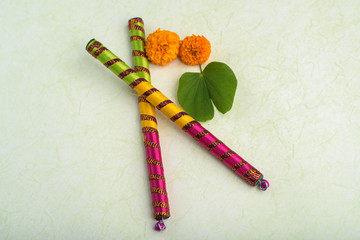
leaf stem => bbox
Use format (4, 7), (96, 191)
(199, 64), (203, 74)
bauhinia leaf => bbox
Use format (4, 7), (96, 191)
(203, 62), (237, 114)
(177, 72), (214, 121)
(177, 62), (238, 122)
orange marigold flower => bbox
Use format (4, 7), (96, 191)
(145, 29), (180, 66)
(179, 35), (211, 65)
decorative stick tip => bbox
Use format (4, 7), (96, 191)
(128, 17), (144, 25)
(259, 178), (269, 191)
(85, 38), (96, 50)
(154, 219), (166, 231)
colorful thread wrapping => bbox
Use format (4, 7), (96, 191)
(128, 17), (170, 221)
(86, 39), (268, 188)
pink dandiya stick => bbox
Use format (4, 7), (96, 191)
(128, 17), (169, 231)
(86, 39), (269, 191)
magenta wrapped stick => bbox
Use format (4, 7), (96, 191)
(128, 17), (169, 231)
(86, 39), (269, 191)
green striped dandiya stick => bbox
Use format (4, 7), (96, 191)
(129, 18), (151, 81)
(128, 17), (169, 231)
(86, 38), (269, 186)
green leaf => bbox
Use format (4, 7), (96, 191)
(203, 62), (237, 114)
(177, 72), (214, 121)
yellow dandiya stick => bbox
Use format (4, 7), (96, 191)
(128, 17), (169, 231)
(86, 39), (269, 190)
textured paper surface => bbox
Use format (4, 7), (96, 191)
(1, 0), (360, 239)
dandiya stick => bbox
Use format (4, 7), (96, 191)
(86, 39), (269, 190)
(128, 17), (169, 231)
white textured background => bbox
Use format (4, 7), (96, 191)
(1, 0), (360, 239)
